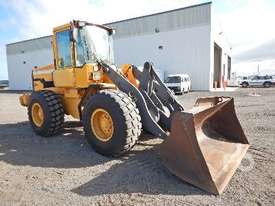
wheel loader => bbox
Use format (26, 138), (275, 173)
(19, 20), (249, 194)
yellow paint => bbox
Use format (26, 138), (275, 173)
(91, 108), (114, 142)
(33, 64), (54, 71)
(61, 88), (82, 119)
(52, 23), (72, 71)
(32, 64), (55, 91)
(62, 97), (81, 119)
(33, 73), (53, 82)
(53, 23), (71, 33)
(75, 64), (93, 88)
(102, 73), (113, 84)
(19, 93), (30, 106)
(53, 68), (75, 87)
(33, 81), (44, 91)
(31, 103), (44, 127)
(120, 64), (140, 88)
(64, 88), (80, 98)
(46, 87), (66, 94)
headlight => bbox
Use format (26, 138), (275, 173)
(93, 71), (102, 81)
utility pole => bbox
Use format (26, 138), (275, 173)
(257, 64), (260, 75)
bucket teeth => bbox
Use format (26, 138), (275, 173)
(159, 97), (249, 194)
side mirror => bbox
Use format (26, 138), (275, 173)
(109, 29), (116, 35)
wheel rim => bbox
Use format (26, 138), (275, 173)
(91, 108), (114, 142)
(31, 103), (44, 127)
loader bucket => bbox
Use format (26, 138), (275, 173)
(159, 97), (249, 194)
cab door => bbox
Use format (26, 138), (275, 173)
(53, 26), (75, 87)
(250, 76), (260, 86)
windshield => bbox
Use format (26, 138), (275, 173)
(166, 76), (181, 83)
(76, 25), (114, 65)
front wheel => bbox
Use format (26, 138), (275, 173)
(242, 82), (249, 88)
(83, 89), (142, 157)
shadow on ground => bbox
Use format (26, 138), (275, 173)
(71, 147), (207, 196)
(0, 120), (207, 196)
(0, 121), (109, 168)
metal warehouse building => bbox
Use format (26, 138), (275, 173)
(6, 2), (231, 90)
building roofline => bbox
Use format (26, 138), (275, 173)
(6, 1), (212, 46)
(105, 1), (212, 25)
(6, 35), (52, 46)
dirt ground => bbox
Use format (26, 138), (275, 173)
(0, 88), (274, 206)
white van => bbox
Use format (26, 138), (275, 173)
(165, 74), (191, 94)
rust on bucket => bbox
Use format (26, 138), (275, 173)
(159, 97), (249, 194)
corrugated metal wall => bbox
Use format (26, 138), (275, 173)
(7, 36), (52, 56)
(106, 2), (211, 39)
(112, 25), (211, 90)
(6, 36), (53, 90)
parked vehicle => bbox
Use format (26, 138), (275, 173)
(240, 75), (273, 88)
(0, 80), (8, 89)
(272, 75), (275, 85)
(165, 74), (191, 94)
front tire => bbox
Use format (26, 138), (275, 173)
(242, 82), (249, 88)
(28, 91), (64, 137)
(83, 89), (142, 157)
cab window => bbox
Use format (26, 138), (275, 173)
(75, 34), (85, 67)
(252, 76), (259, 80)
(166, 76), (181, 83)
(56, 30), (72, 68)
(264, 75), (272, 80)
(75, 28), (88, 67)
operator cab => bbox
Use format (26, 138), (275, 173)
(53, 20), (115, 70)
(51, 20), (116, 88)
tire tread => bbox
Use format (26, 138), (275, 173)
(28, 90), (64, 137)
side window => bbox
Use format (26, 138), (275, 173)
(75, 29), (86, 67)
(56, 30), (72, 68)
(252, 76), (258, 80)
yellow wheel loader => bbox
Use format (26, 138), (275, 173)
(19, 20), (249, 194)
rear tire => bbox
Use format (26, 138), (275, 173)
(83, 89), (142, 157)
(28, 91), (64, 137)
(263, 82), (271, 88)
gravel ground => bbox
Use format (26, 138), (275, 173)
(0, 88), (274, 206)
